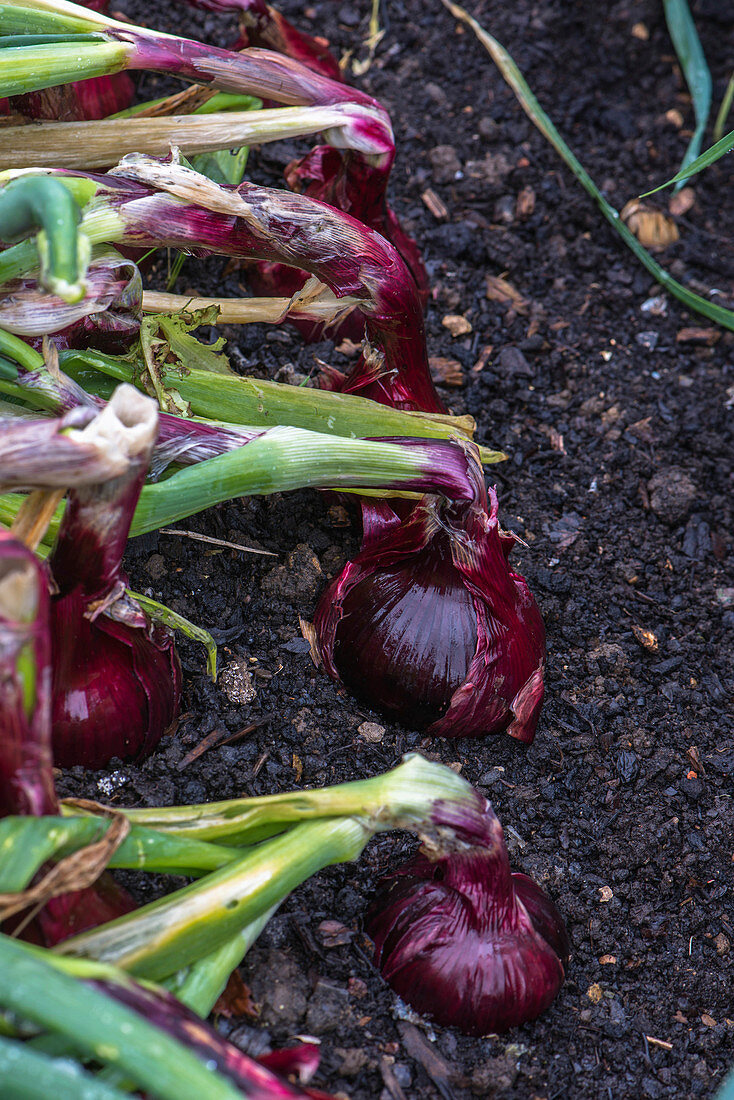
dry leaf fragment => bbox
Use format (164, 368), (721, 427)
(599, 954), (617, 965)
(627, 417), (656, 444)
(669, 187), (695, 217)
(442, 313), (473, 337)
(213, 969), (259, 1018)
(620, 200), (679, 249)
(587, 983), (604, 1004)
(429, 355), (465, 386)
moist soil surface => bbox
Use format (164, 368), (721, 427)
(57, 1), (733, 1097)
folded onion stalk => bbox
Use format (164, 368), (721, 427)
(0, 0), (135, 122)
(0, 0), (428, 323)
(0, 248), (141, 351)
(366, 799), (569, 1035)
(0, 157), (443, 410)
(0, 173), (91, 302)
(314, 458), (546, 741)
(0, 935), (336, 1099)
(41, 384), (182, 769)
(188, 0), (342, 80)
(0, 533), (136, 942)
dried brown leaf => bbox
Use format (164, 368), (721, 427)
(620, 201), (679, 249)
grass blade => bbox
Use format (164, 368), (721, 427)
(441, 0), (734, 333)
(663, 0), (712, 188)
(641, 125), (734, 194)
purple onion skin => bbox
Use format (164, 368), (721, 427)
(93, 979), (335, 1099)
(245, 146), (429, 347)
(188, 0), (342, 81)
(314, 470), (546, 742)
(366, 808), (569, 1036)
(70, 169), (443, 413)
(47, 410), (181, 769)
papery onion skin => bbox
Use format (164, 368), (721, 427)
(366, 805), (569, 1036)
(314, 468), (545, 741)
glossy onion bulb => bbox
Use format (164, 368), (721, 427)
(47, 385), (181, 769)
(366, 807), (569, 1035)
(314, 471), (545, 741)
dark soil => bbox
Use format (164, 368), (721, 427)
(58, 0), (733, 1096)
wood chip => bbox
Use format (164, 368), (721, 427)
(515, 186), (536, 219)
(675, 326), (720, 345)
(620, 200), (679, 249)
(442, 313), (472, 337)
(632, 624), (659, 652)
(421, 188), (449, 220)
(472, 343), (493, 373)
(485, 272), (528, 313)
(299, 616), (323, 668)
(631, 21), (649, 40)
(599, 954), (617, 965)
(429, 355), (465, 386)
(701, 1014), (717, 1028)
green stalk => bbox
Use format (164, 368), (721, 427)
(0, 1035), (131, 1100)
(0, 935), (246, 1100)
(55, 817), (370, 979)
(130, 590), (217, 681)
(74, 753), (479, 845)
(0, 40), (128, 97)
(123, 428), (464, 534)
(0, 815), (239, 890)
(0, 176), (88, 301)
(59, 348), (499, 459)
(441, 0), (734, 333)
(164, 909), (275, 1016)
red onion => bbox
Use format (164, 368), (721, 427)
(46, 385), (182, 768)
(314, 463), (546, 741)
(187, 0), (342, 81)
(0, 532), (136, 943)
(366, 802), (569, 1035)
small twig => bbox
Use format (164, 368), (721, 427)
(177, 717), (270, 771)
(645, 1035), (673, 1051)
(160, 528), (276, 557)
